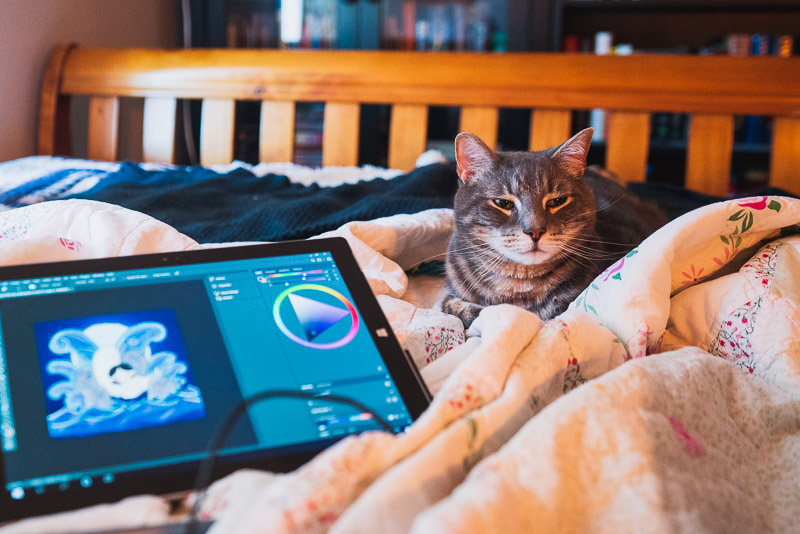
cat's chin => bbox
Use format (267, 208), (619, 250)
(502, 249), (554, 266)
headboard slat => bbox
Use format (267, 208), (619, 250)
(770, 116), (800, 196)
(322, 102), (361, 167)
(389, 104), (428, 171)
(460, 106), (499, 150)
(686, 114), (735, 197)
(87, 96), (119, 162)
(142, 97), (177, 164)
(606, 111), (651, 183)
(38, 44), (75, 157)
(200, 98), (235, 166)
(259, 101), (295, 164)
(529, 109), (572, 152)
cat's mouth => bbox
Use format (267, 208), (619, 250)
(487, 232), (557, 265)
(501, 243), (556, 265)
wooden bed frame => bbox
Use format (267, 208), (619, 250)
(38, 44), (800, 196)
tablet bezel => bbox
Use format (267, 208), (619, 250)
(0, 237), (431, 522)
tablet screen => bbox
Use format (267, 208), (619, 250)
(0, 238), (429, 521)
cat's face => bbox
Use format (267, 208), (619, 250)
(453, 128), (597, 266)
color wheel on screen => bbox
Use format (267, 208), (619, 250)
(273, 284), (359, 349)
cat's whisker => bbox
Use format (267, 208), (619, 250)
(467, 252), (506, 294)
(561, 249), (624, 262)
(558, 242), (625, 261)
(417, 247), (480, 266)
(595, 194), (628, 212)
(414, 243), (493, 267)
(468, 251), (503, 277)
(555, 237), (608, 251)
(560, 241), (622, 255)
(448, 241), (494, 253)
(565, 235), (642, 247)
(412, 253), (447, 265)
(556, 248), (596, 270)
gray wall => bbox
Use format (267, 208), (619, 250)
(0, 0), (180, 162)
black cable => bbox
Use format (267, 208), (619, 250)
(185, 389), (392, 533)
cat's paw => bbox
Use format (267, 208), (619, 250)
(440, 295), (484, 330)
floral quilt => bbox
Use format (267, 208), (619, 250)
(2, 194), (800, 534)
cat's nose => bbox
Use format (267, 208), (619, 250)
(525, 228), (546, 241)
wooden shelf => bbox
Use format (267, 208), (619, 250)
(562, 0), (800, 10)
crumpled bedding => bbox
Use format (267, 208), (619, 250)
(1, 194), (800, 534)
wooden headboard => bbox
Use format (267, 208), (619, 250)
(39, 44), (800, 196)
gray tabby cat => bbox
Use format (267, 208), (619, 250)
(441, 127), (667, 328)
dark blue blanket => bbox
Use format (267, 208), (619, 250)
(67, 163), (460, 243)
(65, 161), (793, 243)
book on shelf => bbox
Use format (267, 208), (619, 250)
(226, 0), (337, 50)
(566, 30), (796, 147)
(588, 31), (613, 142)
(380, 0), (496, 52)
(226, 3), (279, 49)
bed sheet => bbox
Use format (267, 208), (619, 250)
(1, 192), (799, 533)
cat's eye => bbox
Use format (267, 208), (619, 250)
(491, 198), (515, 210)
(546, 196), (569, 208)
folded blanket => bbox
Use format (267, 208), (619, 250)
(65, 162), (460, 243)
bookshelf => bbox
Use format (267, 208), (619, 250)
(554, 0), (800, 192)
(185, 1), (797, 190)
(187, 0), (553, 167)
(557, 0), (800, 53)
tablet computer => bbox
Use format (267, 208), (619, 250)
(0, 237), (430, 522)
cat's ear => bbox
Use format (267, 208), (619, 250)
(553, 127), (593, 179)
(455, 132), (498, 184)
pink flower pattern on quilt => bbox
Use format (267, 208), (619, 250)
(563, 357), (586, 393)
(556, 319), (587, 393)
(709, 299), (761, 374)
(423, 325), (462, 364)
(740, 242), (779, 287)
(668, 416), (705, 458)
(680, 264), (705, 286)
(708, 243), (779, 374)
(59, 237), (82, 252)
(629, 323), (655, 359)
(443, 382), (483, 413)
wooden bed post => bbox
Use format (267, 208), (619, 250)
(529, 109), (571, 152)
(770, 117), (800, 196)
(686, 114), (735, 197)
(38, 43), (76, 157)
(460, 106), (499, 150)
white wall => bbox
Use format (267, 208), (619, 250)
(0, 0), (180, 162)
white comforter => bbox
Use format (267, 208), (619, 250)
(2, 194), (800, 534)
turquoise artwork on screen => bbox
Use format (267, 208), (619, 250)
(34, 309), (206, 439)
